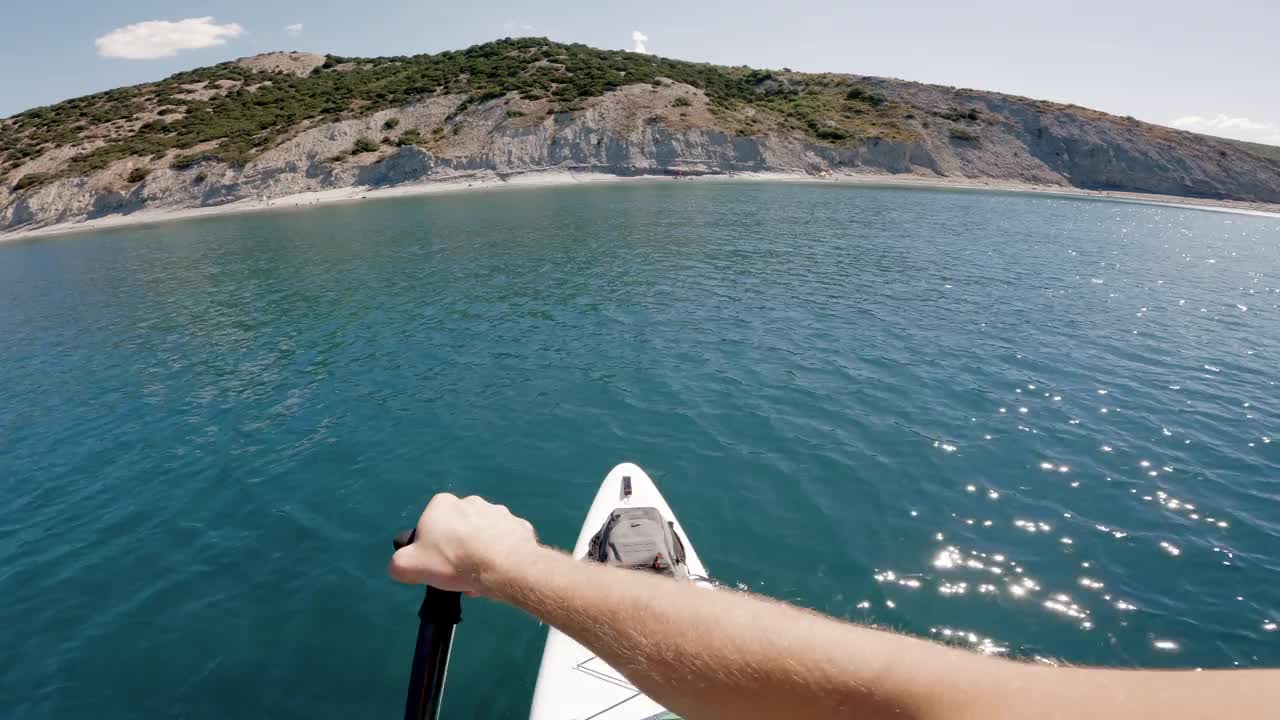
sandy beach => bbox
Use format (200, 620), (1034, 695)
(3, 169), (1278, 243)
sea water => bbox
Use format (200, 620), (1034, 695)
(2, 182), (1278, 718)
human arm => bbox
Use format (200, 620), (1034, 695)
(389, 494), (1280, 720)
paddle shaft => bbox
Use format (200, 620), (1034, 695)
(394, 530), (462, 720)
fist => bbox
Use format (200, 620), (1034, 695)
(389, 493), (538, 596)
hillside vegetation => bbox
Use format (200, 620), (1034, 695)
(3, 38), (1279, 233)
(1, 37), (911, 187)
(1222, 138), (1280, 164)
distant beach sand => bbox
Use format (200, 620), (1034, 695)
(4, 169), (1278, 243)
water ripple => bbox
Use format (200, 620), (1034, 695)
(2, 184), (1279, 717)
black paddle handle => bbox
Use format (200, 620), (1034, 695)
(393, 529), (416, 552)
(394, 529), (462, 720)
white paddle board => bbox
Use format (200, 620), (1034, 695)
(528, 463), (709, 720)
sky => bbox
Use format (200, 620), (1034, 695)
(2, 0), (1277, 145)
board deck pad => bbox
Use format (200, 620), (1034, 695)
(528, 463), (709, 720)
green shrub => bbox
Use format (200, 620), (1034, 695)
(171, 152), (214, 169)
(351, 136), (379, 154)
(126, 167), (150, 183)
(672, 96), (692, 107)
(845, 86), (885, 107)
(13, 172), (51, 191)
(949, 127), (979, 142)
(397, 129), (422, 146)
(383, 117), (400, 130)
(193, 171), (208, 184)
(941, 108), (982, 122)
(815, 126), (850, 141)
(506, 109), (526, 118)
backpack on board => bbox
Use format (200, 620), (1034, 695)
(587, 507), (689, 580)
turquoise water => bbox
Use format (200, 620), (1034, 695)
(2, 182), (1279, 718)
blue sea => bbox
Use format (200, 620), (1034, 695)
(2, 182), (1278, 718)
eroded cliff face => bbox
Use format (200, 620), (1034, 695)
(4, 82), (1278, 232)
(864, 79), (1280, 202)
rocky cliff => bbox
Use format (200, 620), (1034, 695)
(3, 40), (1278, 232)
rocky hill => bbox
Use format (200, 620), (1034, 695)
(3, 38), (1278, 232)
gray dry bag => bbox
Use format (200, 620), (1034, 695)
(588, 507), (689, 580)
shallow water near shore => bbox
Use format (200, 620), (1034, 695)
(2, 181), (1279, 718)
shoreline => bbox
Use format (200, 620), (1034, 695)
(4, 169), (1278, 243)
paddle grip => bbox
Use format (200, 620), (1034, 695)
(394, 527), (462, 720)
(394, 528), (416, 551)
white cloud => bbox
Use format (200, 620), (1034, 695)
(631, 30), (649, 54)
(284, 23), (303, 38)
(95, 17), (244, 60)
(1168, 113), (1280, 146)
